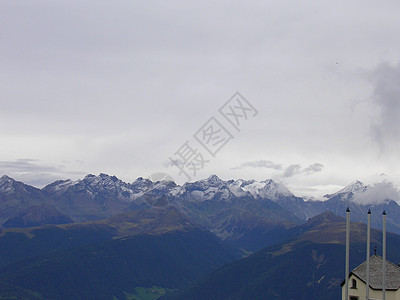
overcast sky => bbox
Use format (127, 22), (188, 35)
(1, 0), (400, 198)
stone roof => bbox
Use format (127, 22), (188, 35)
(351, 255), (400, 290)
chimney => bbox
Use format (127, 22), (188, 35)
(345, 207), (350, 300)
(382, 211), (386, 300)
(366, 209), (371, 300)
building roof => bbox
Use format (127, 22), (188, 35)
(351, 255), (400, 290)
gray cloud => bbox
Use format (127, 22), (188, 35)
(282, 163), (324, 178)
(303, 163), (324, 174)
(370, 63), (400, 151)
(231, 160), (283, 170)
(282, 164), (302, 178)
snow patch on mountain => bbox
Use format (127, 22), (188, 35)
(177, 176), (236, 202)
(230, 179), (293, 200)
(51, 179), (78, 192)
(324, 181), (367, 199)
(228, 179), (254, 197)
(182, 185), (231, 202)
(302, 196), (319, 202)
(0, 175), (15, 193)
(44, 173), (139, 202)
(0, 175), (30, 194)
(0, 175), (13, 183)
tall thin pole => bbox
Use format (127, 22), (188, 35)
(382, 210), (386, 300)
(345, 207), (350, 300)
(366, 209), (371, 300)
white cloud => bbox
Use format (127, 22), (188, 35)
(353, 181), (400, 205)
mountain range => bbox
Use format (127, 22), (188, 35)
(1, 173), (399, 252)
(1, 173), (400, 299)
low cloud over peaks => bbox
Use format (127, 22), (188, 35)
(353, 181), (400, 205)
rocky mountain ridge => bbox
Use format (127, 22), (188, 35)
(1, 173), (400, 250)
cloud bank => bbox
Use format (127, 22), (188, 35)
(353, 181), (400, 205)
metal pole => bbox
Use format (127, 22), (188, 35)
(366, 209), (371, 300)
(382, 211), (386, 300)
(345, 207), (350, 300)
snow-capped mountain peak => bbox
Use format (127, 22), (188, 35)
(0, 175), (14, 185)
(324, 180), (367, 199)
(130, 177), (153, 192)
(43, 173), (136, 202)
(204, 174), (224, 186)
(248, 179), (293, 200)
(179, 175), (233, 202)
(0, 175), (16, 193)
(83, 173), (112, 185)
(339, 180), (366, 194)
